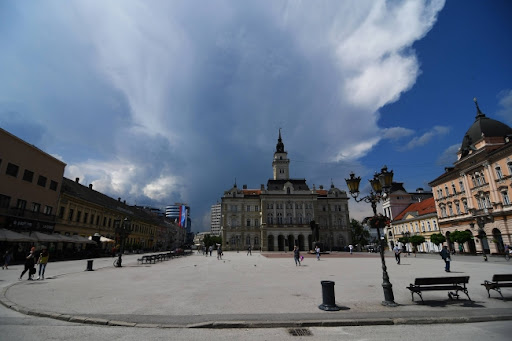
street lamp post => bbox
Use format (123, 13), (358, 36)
(404, 231), (411, 256)
(345, 166), (397, 307)
(115, 217), (132, 268)
(475, 213), (494, 262)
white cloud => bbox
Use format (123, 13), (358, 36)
(403, 126), (450, 150)
(382, 127), (415, 140)
(143, 176), (185, 202)
(497, 89), (512, 125)
(436, 143), (460, 166)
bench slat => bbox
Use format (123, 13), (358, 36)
(414, 276), (469, 285)
(492, 274), (512, 282)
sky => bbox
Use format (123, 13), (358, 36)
(1, 0), (511, 232)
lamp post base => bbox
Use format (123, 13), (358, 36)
(381, 300), (399, 307)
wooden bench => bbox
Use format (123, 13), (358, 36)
(482, 274), (512, 299)
(407, 276), (471, 302)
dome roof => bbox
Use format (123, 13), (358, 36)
(460, 99), (512, 157)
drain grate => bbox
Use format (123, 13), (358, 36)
(288, 328), (312, 336)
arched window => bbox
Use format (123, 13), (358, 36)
(287, 187), (291, 194)
(496, 166), (503, 179)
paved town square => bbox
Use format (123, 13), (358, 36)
(1, 251), (511, 328)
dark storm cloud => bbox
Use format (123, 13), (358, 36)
(0, 0), (446, 228)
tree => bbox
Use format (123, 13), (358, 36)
(409, 235), (426, 253)
(449, 230), (473, 252)
(350, 219), (370, 248)
(430, 233), (446, 249)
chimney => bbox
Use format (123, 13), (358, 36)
(123, 200), (126, 205)
(75, 177), (79, 183)
(118, 197), (121, 202)
(243, 184), (247, 189)
(319, 185), (324, 189)
(89, 184), (93, 190)
(261, 184), (264, 190)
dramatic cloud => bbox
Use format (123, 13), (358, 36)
(0, 0), (446, 229)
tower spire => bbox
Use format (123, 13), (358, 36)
(276, 128), (285, 153)
(474, 97), (485, 118)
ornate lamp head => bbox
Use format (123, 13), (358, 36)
(345, 172), (361, 198)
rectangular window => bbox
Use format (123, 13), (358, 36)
(502, 191), (511, 205)
(6, 163), (19, 177)
(246, 205), (250, 212)
(50, 180), (58, 191)
(246, 219), (251, 227)
(37, 175), (47, 187)
(103, 217), (106, 226)
(255, 205), (258, 211)
(255, 219), (259, 227)
(17, 199), (27, 210)
(496, 166), (503, 179)
(90, 214), (95, 224)
(0, 194), (11, 208)
(68, 209), (74, 221)
(59, 206), (65, 218)
(23, 170), (34, 182)
(32, 202), (41, 212)
(96, 216), (99, 225)
(44, 206), (53, 215)
(76, 211), (82, 222)
(84, 212), (88, 223)
(108, 218), (111, 227)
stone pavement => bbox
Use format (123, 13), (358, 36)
(1, 251), (511, 328)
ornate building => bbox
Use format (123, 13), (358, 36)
(429, 99), (512, 254)
(382, 183), (433, 249)
(221, 131), (351, 251)
(389, 197), (441, 253)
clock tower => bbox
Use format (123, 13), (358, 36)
(272, 129), (290, 180)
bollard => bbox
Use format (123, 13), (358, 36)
(86, 259), (94, 271)
(318, 280), (341, 311)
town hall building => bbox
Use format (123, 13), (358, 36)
(220, 131), (351, 252)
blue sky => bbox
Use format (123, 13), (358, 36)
(1, 0), (511, 231)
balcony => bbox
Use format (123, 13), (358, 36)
(0, 206), (56, 223)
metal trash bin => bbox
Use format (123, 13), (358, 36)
(86, 259), (94, 271)
(318, 280), (341, 311)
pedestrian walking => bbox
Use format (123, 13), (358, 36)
(2, 250), (12, 269)
(209, 245), (213, 256)
(217, 245), (222, 260)
(19, 247), (36, 280)
(349, 244), (353, 254)
(36, 247), (49, 280)
(315, 245), (320, 260)
(393, 245), (401, 264)
(247, 245), (252, 256)
(440, 245), (451, 272)
(504, 244), (510, 261)
(293, 246), (301, 266)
